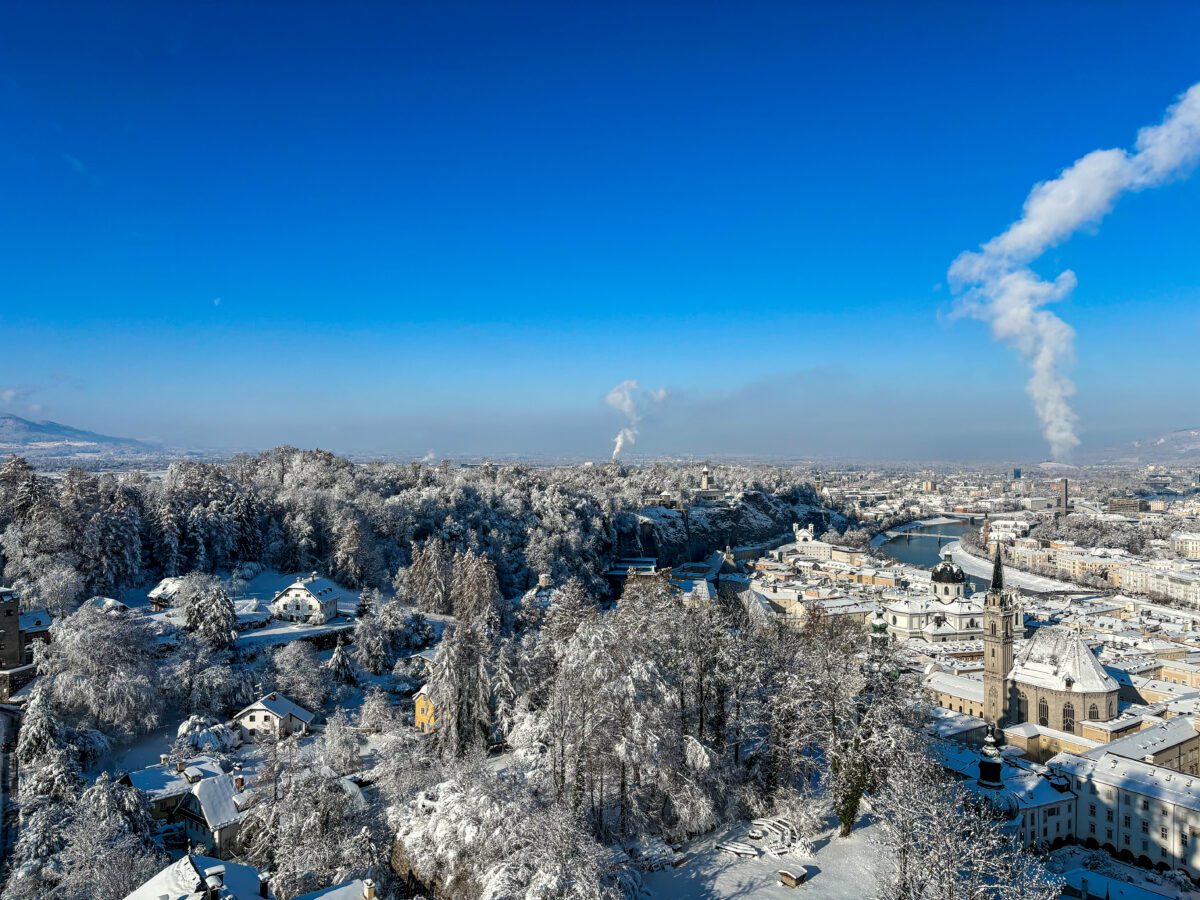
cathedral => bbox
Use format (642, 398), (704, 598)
(980, 547), (1119, 738)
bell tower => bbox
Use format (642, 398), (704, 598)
(983, 545), (1015, 733)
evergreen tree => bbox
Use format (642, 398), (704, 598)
(327, 636), (357, 685)
(352, 613), (387, 675)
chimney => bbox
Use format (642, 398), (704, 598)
(234, 774), (245, 792)
(160, 754), (170, 766)
(258, 874), (270, 898)
(362, 879), (376, 900)
(203, 865), (226, 900)
(176, 759), (187, 773)
(538, 573), (551, 590)
(269, 692), (277, 701)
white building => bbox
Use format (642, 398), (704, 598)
(233, 692), (315, 742)
(884, 560), (986, 643)
(269, 573), (346, 624)
(1172, 533), (1200, 560)
(1052, 750), (1200, 874)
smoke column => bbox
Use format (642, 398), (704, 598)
(605, 380), (667, 460)
(949, 82), (1200, 460)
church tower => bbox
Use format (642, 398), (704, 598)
(983, 545), (1015, 733)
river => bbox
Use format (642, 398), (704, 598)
(877, 520), (992, 591)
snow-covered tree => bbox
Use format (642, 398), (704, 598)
(352, 612), (388, 675)
(180, 573), (236, 650)
(272, 641), (328, 712)
(327, 636), (357, 685)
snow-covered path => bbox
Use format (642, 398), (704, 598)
(642, 815), (885, 899)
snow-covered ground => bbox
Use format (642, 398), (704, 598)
(642, 815), (885, 900)
(1049, 846), (1200, 900)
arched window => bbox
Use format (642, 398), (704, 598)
(1089, 703), (1099, 721)
(892, 615), (897, 625)
(1018, 692), (1028, 722)
(1108, 700), (1115, 718)
(1062, 702), (1075, 734)
(1038, 698), (1049, 727)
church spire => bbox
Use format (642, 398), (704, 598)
(991, 543), (1004, 591)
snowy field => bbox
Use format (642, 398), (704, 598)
(642, 815), (884, 900)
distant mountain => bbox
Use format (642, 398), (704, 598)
(1092, 427), (1200, 464)
(0, 414), (158, 456)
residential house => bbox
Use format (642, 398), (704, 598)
(123, 854), (272, 900)
(120, 753), (226, 820)
(173, 772), (254, 857)
(414, 685), (436, 734)
(233, 692), (315, 741)
(269, 573), (347, 624)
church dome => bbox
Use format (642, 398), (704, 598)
(931, 559), (967, 585)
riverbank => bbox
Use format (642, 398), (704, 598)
(944, 541), (1093, 594)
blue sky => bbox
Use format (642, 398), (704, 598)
(2, 2), (1198, 460)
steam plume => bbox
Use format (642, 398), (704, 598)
(950, 82), (1200, 460)
(605, 380), (667, 460)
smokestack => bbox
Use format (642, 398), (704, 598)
(363, 880), (376, 900)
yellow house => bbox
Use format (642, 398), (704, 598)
(414, 685), (436, 733)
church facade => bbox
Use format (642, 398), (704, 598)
(965, 548), (1119, 743)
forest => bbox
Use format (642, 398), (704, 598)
(0, 450), (1059, 899)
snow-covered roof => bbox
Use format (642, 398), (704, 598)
(18, 607), (51, 632)
(124, 755), (224, 801)
(189, 774), (250, 831)
(271, 573), (350, 606)
(925, 671), (983, 703)
(294, 882), (371, 900)
(1009, 625), (1119, 694)
(123, 854), (266, 900)
(148, 576), (187, 601)
(1052, 751), (1200, 809)
(1084, 715), (1199, 762)
(235, 692), (315, 725)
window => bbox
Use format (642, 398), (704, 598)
(1089, 703), (1099, 721)
(1038, 698), (1049, 727)
(1162, 827), (1169, 839)
(1062, 702), (1075, 734)
(991, 623), (997, 636)
(1109, 700), (1116, 717)
(1107, 810), (1114, 823)
(1124, 835), (1130, 846)
(1089, 823), (1096, 835)
(1018, 692), (1028, 722)
(1089, 804), (1096, 817)
(1124, 815), (1131, 828)
(1143, 799), (1150, 811)
(1143, 821), (1150, 833)
(1183, 833), (1189, 846)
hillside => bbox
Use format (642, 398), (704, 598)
(0, 414), (158, 457)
